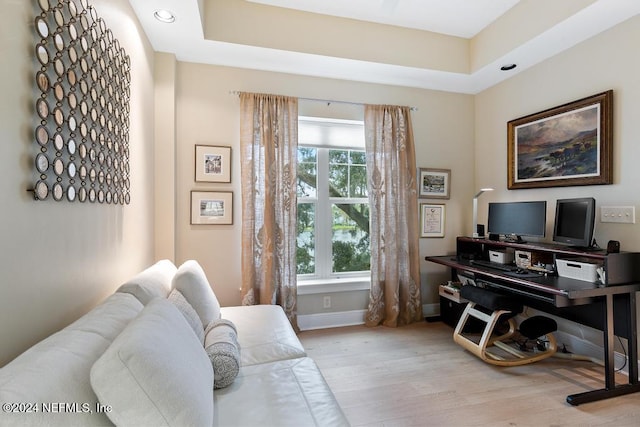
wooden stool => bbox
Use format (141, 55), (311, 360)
(453, 286), (557, 366)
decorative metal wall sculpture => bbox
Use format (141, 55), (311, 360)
(33, 0), (131, 203)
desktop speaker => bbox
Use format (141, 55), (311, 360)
(476, 224), (485, 237)
(606, 240), (620, 254)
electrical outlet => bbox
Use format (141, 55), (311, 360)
(600, 206), (636, 224)
(323, 296), (331, 309)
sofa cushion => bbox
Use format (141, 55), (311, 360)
(205, 319), (240, 389)
(220, 305), (306, 366)
(90, 298), (214, 427)
(0, 292), (143, 426)
(116, 259), (177, 305)
(214, 357), (349, 427)
(168, 288), (205, 344)
(172, 260), (221, 326)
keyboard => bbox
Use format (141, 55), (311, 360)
(469, 259), (518, 272)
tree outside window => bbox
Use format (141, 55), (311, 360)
(296, 124), (370, 279)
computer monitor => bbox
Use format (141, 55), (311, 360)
(553, 197), (596, 249)
(487, 201), (546, 242)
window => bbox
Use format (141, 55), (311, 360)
(296, 118), (370, 281)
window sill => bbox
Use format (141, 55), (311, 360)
(297, 276), (371, 295)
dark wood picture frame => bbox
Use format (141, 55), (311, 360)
(195, 145), (232, 183)
(507, 90), (613, 189)
(418, 168), (451, 199)
(190, 191), (233, 225)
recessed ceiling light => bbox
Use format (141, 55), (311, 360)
(500, 64), (517, 71)
(154, 9), (175, 23)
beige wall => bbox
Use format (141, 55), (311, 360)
(5, 0), (637, 366)
(0, 0), (156, 366)
(164, 62), (474, 312)
(475, 15), (640, 250)
(474, 16), (640, 345)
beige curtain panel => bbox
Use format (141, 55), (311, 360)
(364, 104), (423, 327)
(239, 92), (299, 330)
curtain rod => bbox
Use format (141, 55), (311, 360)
(228, 91), (418, 111)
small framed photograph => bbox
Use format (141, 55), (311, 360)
(418, 168), (451, 199)
(195, 145), (231, 183)
(191, 191), (233, 225)
(420, 203), (445, 238)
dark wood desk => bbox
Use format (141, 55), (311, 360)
(426, 237), (640, 405)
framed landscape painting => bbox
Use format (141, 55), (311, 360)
(418, 168), (451, 199)
(507, 90), (612, 189)
(191, 191), (233, 225)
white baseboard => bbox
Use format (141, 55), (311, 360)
(554, 330), (633, 375)
(423, 303), (439, 318)
(298, 310), (366, 331)
(298, 304), (441, 331)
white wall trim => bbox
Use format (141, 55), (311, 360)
(554, 330), (632, 376)
(297, 277), (370, 295)
(423, 303), (439, 318)
(298, 309), (366, 331)
(298, 303), (440, 331)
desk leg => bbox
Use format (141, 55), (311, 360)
(628, 291), (638, 384)
(604, 293), (616, 389)
(567, 292), (640, 405)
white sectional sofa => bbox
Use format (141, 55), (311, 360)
(0, 260), (349, 427)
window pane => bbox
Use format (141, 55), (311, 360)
(331, 203), (370, 273)
(329, 163), (348, 197)
(297, 147), (317, 198)
(350, 150), (366, 165)
(329, 149), (349, 198)
(349, 164), (368, 198)
(296, 203), (316, 275)
(329, 149), (368, 198)
(329, 149), (348, 164)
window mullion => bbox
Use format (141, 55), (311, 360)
(316, 148), (331, 279)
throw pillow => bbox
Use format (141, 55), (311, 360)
(116, 259), (177, 305)
(172, 260), (221, 326)
(168, 289), (205, 344)
(205, 319), (241, 389)
(90, 299), (214, 426)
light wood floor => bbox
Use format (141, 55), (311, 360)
(298, 320), (640, 427)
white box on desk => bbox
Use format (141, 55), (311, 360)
(556, 259), (600, 282)
(488, 249), (514, 265)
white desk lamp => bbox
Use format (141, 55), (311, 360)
(472, 188), (494, 238)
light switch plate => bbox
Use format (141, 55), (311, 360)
(600, 206), (636, 223)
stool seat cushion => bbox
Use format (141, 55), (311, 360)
(460, 286), (523, 313)
(519, 315), (557, 339)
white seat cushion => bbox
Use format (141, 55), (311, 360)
(90, 298), (214, 427)
(220, 305), (306, 366)
(214, 357), (349, 427)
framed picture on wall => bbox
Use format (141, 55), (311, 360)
(507, 90), (613, 189)
(191, 191), (233, 225)
(195, 145), (232, 183)
(420, 203), (445, 238)
(418, 168), (451, 199)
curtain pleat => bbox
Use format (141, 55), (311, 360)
(239, 92), (299, 330)
(364, 104), (422, 327)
